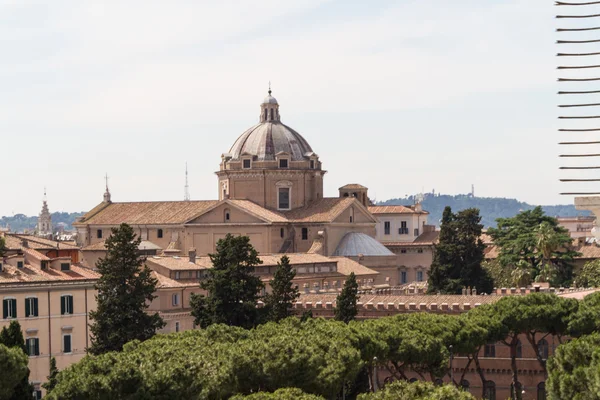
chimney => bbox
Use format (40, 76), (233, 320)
(188, 248), (197, 264)
(21, 239), (28, 248)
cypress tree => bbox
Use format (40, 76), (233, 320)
(190, 234), (265, 329)
(428, 207), (493, 294)
(42, 356), (59, 394)
(0, 321), (33, 400)
(88, 223), (164, 355)
(264, 255), (300, 322)
(335, 272), (359, 323)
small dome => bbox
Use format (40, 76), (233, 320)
(263, 94), (278, 104)
(333, 232), (394, 257)
(229, 122), (313, 161)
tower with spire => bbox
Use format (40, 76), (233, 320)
(37, 188), (53, 238)
(103, 173), (111, 203)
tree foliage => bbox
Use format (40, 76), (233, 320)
(42, 356), (59, 394)
(568, 291), (600, 337)
(0, 343), (29, 400)
(547, 332), (600, 400)
(0, 321), (33, 400)
(47, 319), (361, 400)
(574, 259), (600, 288)
(88, 223), (164, 355)
(488, 207), (579, 286)
(263, 256), (299, 323)
(191, 234), (265, 329)
(230, 388), (325, 400)
(0, 236), (6, 257)
(428, 207), (493, 294)
(357, 380), (475, 400)
(335, 272), (359, 323)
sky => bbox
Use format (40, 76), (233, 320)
(0, 0), (580, 216)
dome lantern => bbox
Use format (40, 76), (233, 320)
(260, 85), (280, 123)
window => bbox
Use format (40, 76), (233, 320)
(310, 160), (315, 169)
(278, 187), (290, 210)
(400, 249), (407, 254)
(384, 221), (391, 235)
(537, 382), (546, 400)
(172, 293), (179, 306)
(97, 229), (102, 239)
(243, 159), (251, 169)
(538, 339), (549, 359)
(484, 343), (496, 358)
(225, 210), (230, 221)
(0, 263), (2, 272)
(414, 228), (419, 237)
(157, 229), (163, 238)
(3, 298), (17, 319)
(279, 159), (288, 168)
(26, 338), (39, 356)
(61, 295), (74, 315)
(17, 261), (23, 269)
(416, 271), (424, 282)
(417, 249), (423, 254)
(484, 381), (496, 400)
(175, 321), (180, 333)
(61, 263), (70, 271)
(41, 261), (48, 270)
(399, 221), (408, 235)
(516, 340), (522, 358)
(301, 228), (308, 240)
(25, 297), (38, 317)
(34, 390), (42, 400)
(280, 228), (285, 238)
(63, 334), (72, 353)
(400, 271), (407, 284)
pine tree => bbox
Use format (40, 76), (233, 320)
(0, 321), (34, 400)
(334, 272), (359, 323)
(190, 234), (265, 329)
(427, 206), (493, 294)
(42, 356), (58, 394)
(264, 255), (300, 322)
(88, 223), (164, 355)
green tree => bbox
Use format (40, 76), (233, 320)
(0, 236), (6, 257)
(357, 380), (475, 400)
(0, 321), (33, 400)
(428, 207), (493, 294)
(263, 256), (299, 322)
(568, 291), (600, 337)
(190, 234), (264, 329)
(574, 259), (600, 288)
(231, 388), (325, 400)
(335, 272), (359, 323)
(88, 223), (164, 355)
(42, 357), (59, 394)
(0, 344), (29, 400)
(547, 332), (600, 399)
(488, 207), (579, 286)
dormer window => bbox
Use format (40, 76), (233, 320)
(243, 159), (251, 169)
(279, 159), (288, 168)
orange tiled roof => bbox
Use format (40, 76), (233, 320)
(77, 200), (219, 225)
(330, 257), (379, 276)
(339, 184), (368, 190)
(227, 200), (287, 223)
(21, 247), (50, 261)
(368, 205), (429, 215)
(283, 197), (357, 223)
(13, 235), (79, 250)
(0, 264), (99, 284)
(573, 243), (600, 259)
(152, 271), (199, 289)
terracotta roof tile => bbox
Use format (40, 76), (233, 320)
(368, 205), (428, 215)
(227, 200), (288, 223)
(13, 235), (79, 250)
(77, 200), (219, 225)
(0, 264), (99, 284)
(21, 247), (50, 261)
(283, 197), (356, 223)
(339, 184), (368, 190)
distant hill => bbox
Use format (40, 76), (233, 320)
(378, 194), (590, 228)
(0, 212), (85, 233)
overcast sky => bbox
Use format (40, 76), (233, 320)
(1, 0), (575, 216)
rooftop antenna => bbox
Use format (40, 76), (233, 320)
(184, 162), (190, 201)
(43, 187), (47, 202)
(268, 81), (272, 96)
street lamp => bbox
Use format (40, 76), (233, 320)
(373, 356), (378, 392)
(449, 345), (454, 384)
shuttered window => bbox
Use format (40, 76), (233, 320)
(3, 298), (17, 319)
(25, 297), (38, 317)
(61, 295), (74, 315)
(63, 334), (72, 353)
(26, 338), (40, 356)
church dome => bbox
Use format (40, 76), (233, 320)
(333, 232), (395, 257)
(228, 89), (314, 161)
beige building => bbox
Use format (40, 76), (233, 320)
(0, 233), (98, 398)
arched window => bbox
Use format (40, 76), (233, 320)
(516, 339), (522, 358)
(484, 381), (496, 400)
(270, 109), (274, 120)
(538, 339), (549, 360)
(537, 382), (546, 400)
(157, 229), (163, 239)
(264, 109), (268, 121)
(343, 192), (349, 197)
(224, 209), (231, 222)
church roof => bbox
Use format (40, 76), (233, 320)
(228, 122), (313, 162)
(282, 197), (360, 223)
(333, 232), (395, 257)
(368, 205), (429, 215)
(77, 200), (219, 225)
(339, 184), (368, 190)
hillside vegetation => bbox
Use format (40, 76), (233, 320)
(0, 212), (85, 233)
(379, 194), (588, 228)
